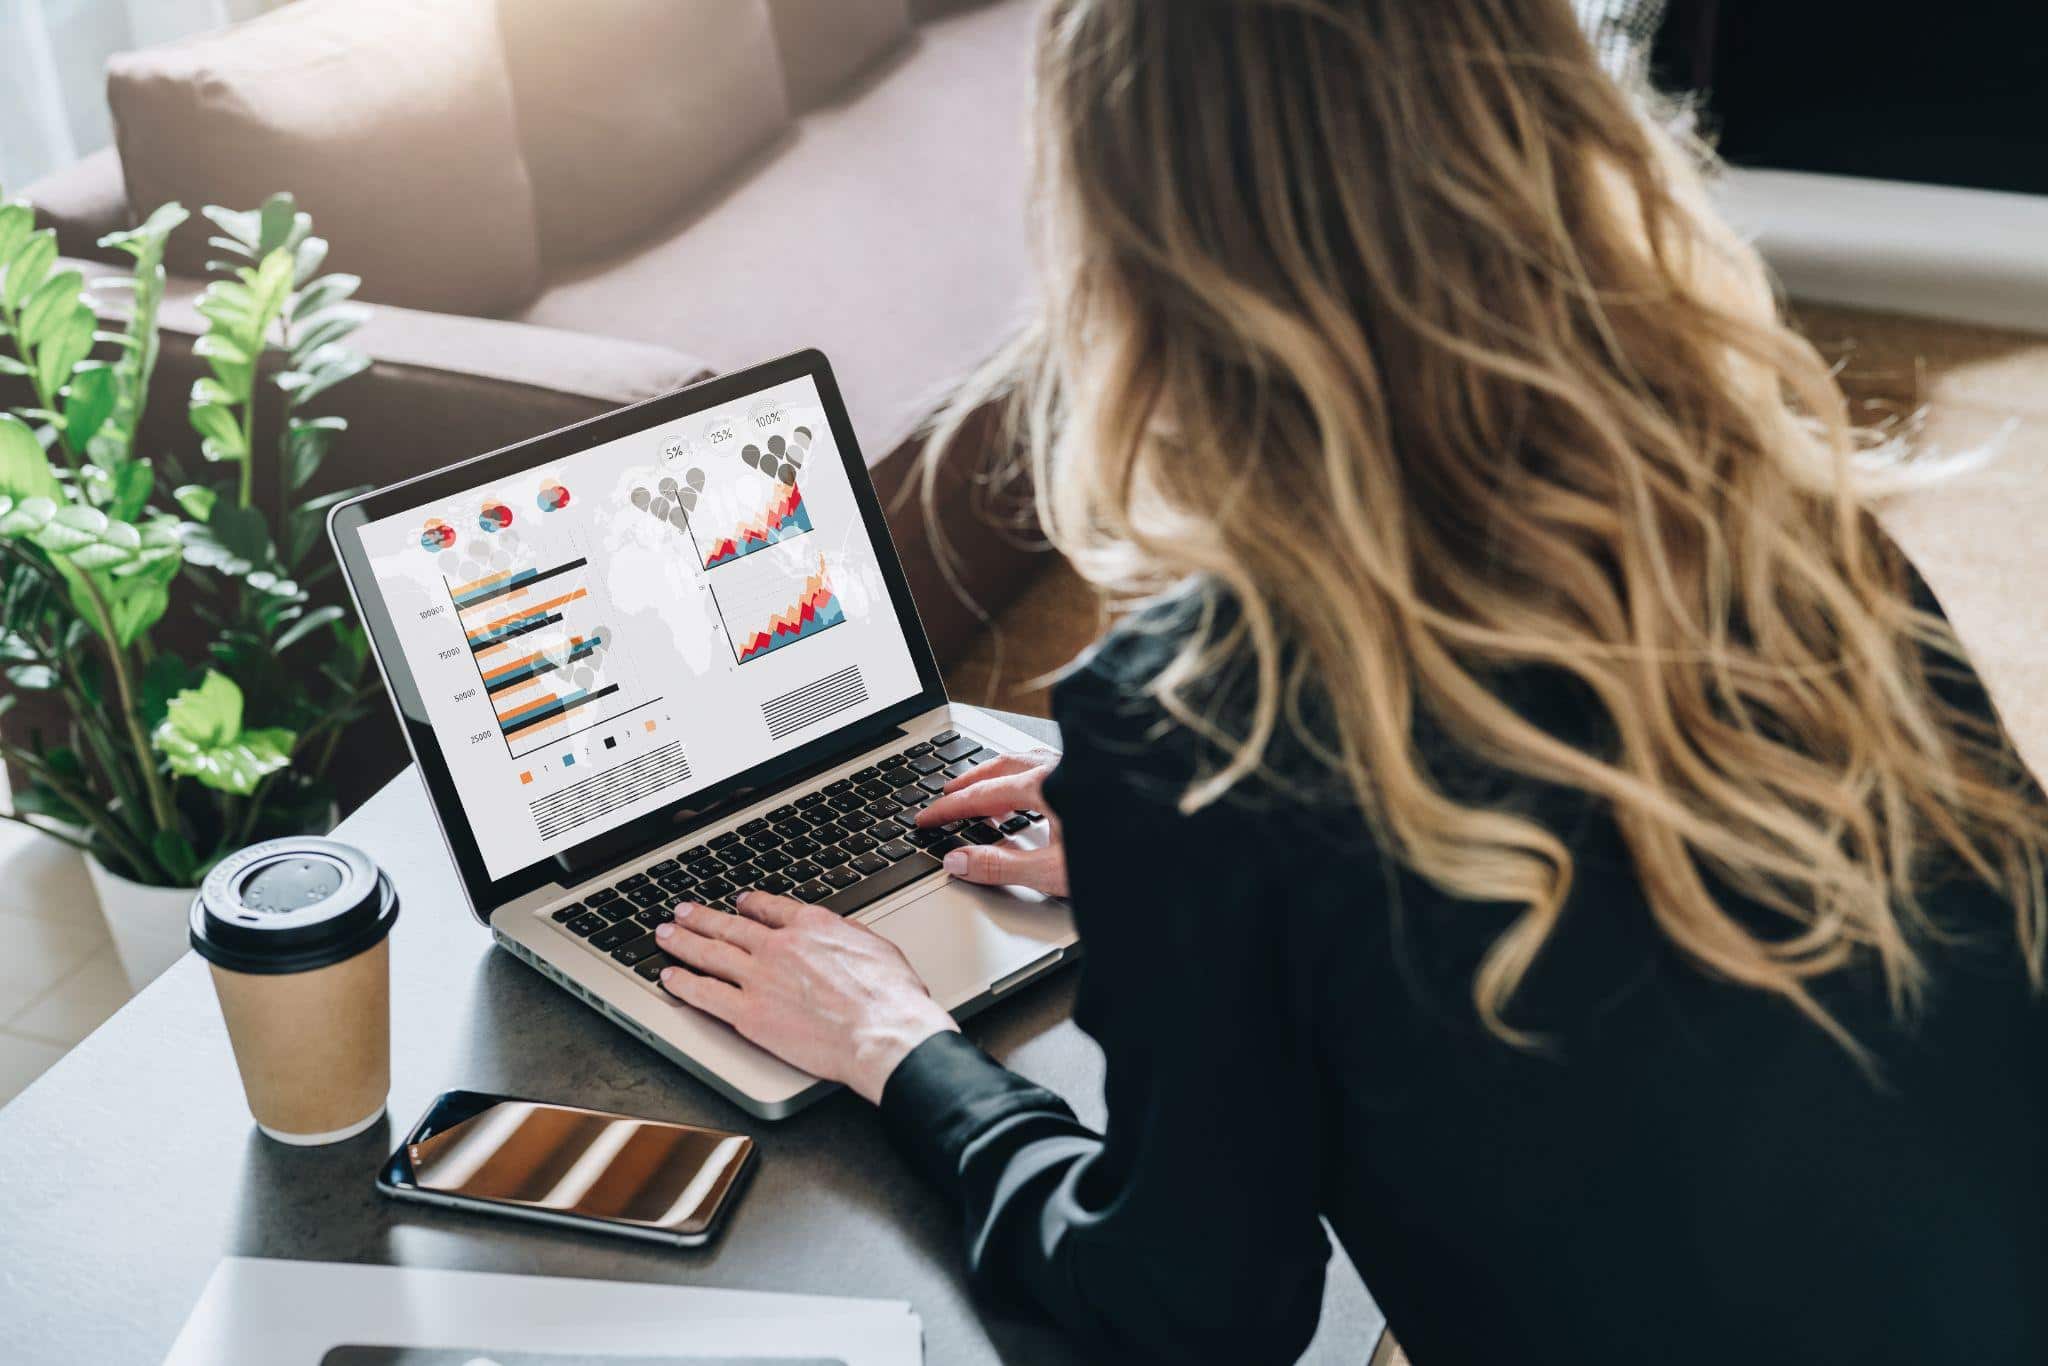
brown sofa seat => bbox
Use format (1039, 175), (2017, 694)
(516, 0), (1036, 468)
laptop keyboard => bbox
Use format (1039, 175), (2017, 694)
(543, 730), (1047, 984)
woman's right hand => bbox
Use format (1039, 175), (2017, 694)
(914, 749), (1068, 897)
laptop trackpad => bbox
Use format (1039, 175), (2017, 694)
(870, 881), (1075, 1008)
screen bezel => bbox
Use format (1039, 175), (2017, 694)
(329, 350), (948, 921)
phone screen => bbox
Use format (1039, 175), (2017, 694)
(400, 1095), (754, 1237)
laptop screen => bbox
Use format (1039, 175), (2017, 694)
(354, 373), (925, 880)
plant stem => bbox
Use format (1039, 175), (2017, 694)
(0, 809), (91, 853)
(74, 570), (178, 839)
(0, 737), (154, 871)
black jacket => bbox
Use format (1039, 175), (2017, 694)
(882, 578), (2048, 1365)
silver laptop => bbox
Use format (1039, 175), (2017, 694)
(329, 350), (1078, 1118)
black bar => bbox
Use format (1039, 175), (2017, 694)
(502, 682), (621, 738)
(451, 557), (587, 611)
(484, 638), (602, 695)
(470, 611), (562, 654)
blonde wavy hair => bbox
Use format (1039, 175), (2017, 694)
(924, 0), (2048, 1050)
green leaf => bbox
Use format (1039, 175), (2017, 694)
(173, 483), (217, 522)
(152, 669), (296, 796)
(188, 401), (247, 461)
(284, 414), (346, 491)
(62, 362), (117, 452)
(2, 228), (56, 312)
(98, 202), (190, 257)
(14, 783), (85, 827)
(201, 205), (261, 251)
(210, 501), (273, 566)
(274, 602), (343, 652)
(286, 349), (368, 406)
(0, 201), (34, 266)
(0, 414), (61, 502)
(0, 354), (27, 377)
(19, 269), (84, 347)
(291, 235), (329, 287)
(150, 829), (202, 885)
(257, 194), (300, 258)
(5, 662), (57, 690)
(291, 273), (360, 323)
(35, 307), (95, 400)
(106, 459), (153, 522)
(138, 651), (196, 727)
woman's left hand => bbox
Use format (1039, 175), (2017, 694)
(653, 892), (958, 1103)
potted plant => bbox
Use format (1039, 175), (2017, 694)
(0, 189), (381, 989)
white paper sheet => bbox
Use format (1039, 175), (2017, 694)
(162, 1258), (921, 1366)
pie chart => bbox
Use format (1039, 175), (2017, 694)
(478, 500), (513, 533)
(419, 518), (456, 551)
(537, 479), (571, 512)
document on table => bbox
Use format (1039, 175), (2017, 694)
(163, 1258), (922, 1366)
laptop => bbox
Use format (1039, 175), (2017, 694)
(329, 350), (1078, 1118)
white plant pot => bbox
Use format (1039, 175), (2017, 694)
(85, 853), (197, 993)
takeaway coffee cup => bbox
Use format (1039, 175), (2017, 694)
(189, 837), (399, 1146)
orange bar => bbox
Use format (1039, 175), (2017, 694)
(482, 647), (546, 683)
(500, 691), (561, 725)
(449, 567), (514, 598)
(515, 714), (565, 740)
(467, 587), (587, 642)
(492, 676), (544, 705)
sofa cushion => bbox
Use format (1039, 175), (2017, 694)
(499, 0), (790, 268)
(766, 0), (911, 110)
(106, 0), (540, 318)
(519, 0), (1036, 467)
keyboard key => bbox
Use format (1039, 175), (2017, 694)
(850, 852), (891, 876)
(878, 840), (916, 861)
(695, 877), (733, 901)
(838, 811), (877, 832)
(739, 817), (770, 836)
(822, 865), (861, 888)
(907, 755), (945, 775)
(794, 880), (835, 903)
(786, 859), (822, 881)
(635, 956), (670, 982)
(918, 775), (949, 794)
(961, 822), (1005, 845)
(934, 738), (978, 763)
(586, 886), (622, 905)
(852, 766), (881, 783)
(619, 873), (650, 890)
(796, 791), (826, 808)
(944, 761), (975, 778)
(566, 912), (608, 938)
(904, 741), (934, 757)
(930, 833), (968, 854)
(591, 921), (641, 952)
(856, 780), (895, 800)
(878, 754), (907, 769)
(550, 902), (585, 923)
(865, 800), (902, 820)
(1023, 810), (1046, 822)
(749, 830), (785, 851)
(597, 898), (641, 922)
(753, 850), (792, 872)
(842, 832), (879, 855)
(633, 905), (672, 930)
(625, 886), (666, 908)
(906, 827), (946, 848)
(710, 831), (742, 849)
(658, 873), (696, 895)
(1000, 814), (1033, 834)
(756, 873), (795, 895)
(716, 846), (754, 867)
(650, 859), (681, 877)
(784, 836), (821, 859)
(823, 778), (853, 795)
(612, 933), (662, 965)
(723, 861), (760, 884)
(820, 851), (944, 916)
(931, 729), (960, 745)
(768, 804), (798, 821)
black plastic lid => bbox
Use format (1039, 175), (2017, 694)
(189, 837), (398, 975)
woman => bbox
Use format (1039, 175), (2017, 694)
(650, 2), (2048, 1361)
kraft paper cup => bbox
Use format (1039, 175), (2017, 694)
(190, 838), (399, 1145)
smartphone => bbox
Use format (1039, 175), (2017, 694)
(378, 1090), (757, 1247)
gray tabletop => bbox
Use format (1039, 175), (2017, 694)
(0, 706), (1382, 1365)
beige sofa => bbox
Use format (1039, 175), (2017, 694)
(23, 0), (1048, 667)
